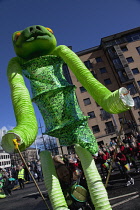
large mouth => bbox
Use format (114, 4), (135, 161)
(26, 33), (51, 42)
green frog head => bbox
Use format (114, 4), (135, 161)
(12, 25), (57, 60)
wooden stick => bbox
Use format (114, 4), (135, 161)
(13, 139), (50, 210)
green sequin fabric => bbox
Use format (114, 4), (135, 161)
(22, 55), (98, 154)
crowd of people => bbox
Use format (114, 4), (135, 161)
(97, 132), (140, 187)
(0, 160), (43, 197)
(53, 154), (94, 209)
(51, 134), (140, 208)
(1, 132), (140, 208)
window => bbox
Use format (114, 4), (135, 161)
(137, 81), (140, 87)
(107, 48), (117, 58)
(90, 70), (96, 78)
(121, 46), (128, 52)
(105, 121), (115, 134)
(100, 109), (111, 120)
(126, 83), (137, 95)
(92, 125), (100, 133)
(104, 78), (112, 85)
(95, 57), (102, 63)
(62, 64), (73, 84)
(113, 58), (123, 69)
(118, 71), (129, 83)
(79, 86), (87, 93)
(136, 46), (140, 55)
(132, 68), (139, 75)
(105, 38), (126, 48)
(87, 111), (96, 119)
(133, 96), (140, 109)
(126, 32), (140, 42)
(132, 35), (140, 41)
(100, 67), (107, 74)
(83, 98), (91, 106)
(126, 57), (134, 63)
(84, 60), (92, 69)
(138, 111), (140, 116)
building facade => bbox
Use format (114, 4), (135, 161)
(63, 27), (140, 146)
(10, 148), (38, 166)
(0, 150), (11, 168)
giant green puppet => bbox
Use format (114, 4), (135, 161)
(2, 25), (134, 209)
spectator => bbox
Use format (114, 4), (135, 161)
(11, 166), (18, 185)
(68, 157), (80, 173)
(35, 161), (43, 182)
(123, 144), (131, 165)
(63, 154), (70, 167)
(136, 132), (140, 143)
(54, 157), (94, 210)
(130, 134), (136, 143)
(110, 139), (117, 147)
(98, 150), (109, 179)
(115, 148), (134, 187)
(127, 136), (133, 145)
(128, 143), (139, 172)
(0, 169), (4, 190)
(29, 161), (34, 181)
(119, 142), (125, 153)
(2, 175), (15, 196)
(123, 135), (128, 144)
(108, 146), (115, 159)
(136, 140), (140, 160)
(18, 165), (25, 189)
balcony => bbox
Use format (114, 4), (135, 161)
(118, 71), (129, 83)
(108, 51), (118, 59)
(130, 89), (137, 95)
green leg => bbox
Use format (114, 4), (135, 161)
(75, 144), (112, 210)
(40, 150), (69, 210)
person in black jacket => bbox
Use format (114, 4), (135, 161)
(2, 175), (15, 196)
(54, 157), (94, 210)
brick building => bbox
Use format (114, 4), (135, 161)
(63, 26), (140, 146)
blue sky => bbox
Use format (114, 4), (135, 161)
(0, 0), (140, 134)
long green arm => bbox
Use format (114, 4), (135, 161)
(75, 144), (112, 210)
(2, 57), (38, 153)
(53, 45), (134, 114)
(40, 150), (69, 210)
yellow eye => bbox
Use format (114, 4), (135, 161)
(46, 27), (54, 34)
(14, 32), (21, 41)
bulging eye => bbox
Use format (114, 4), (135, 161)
(46, 27), (54, 34)
(14, 32), (21, 41)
